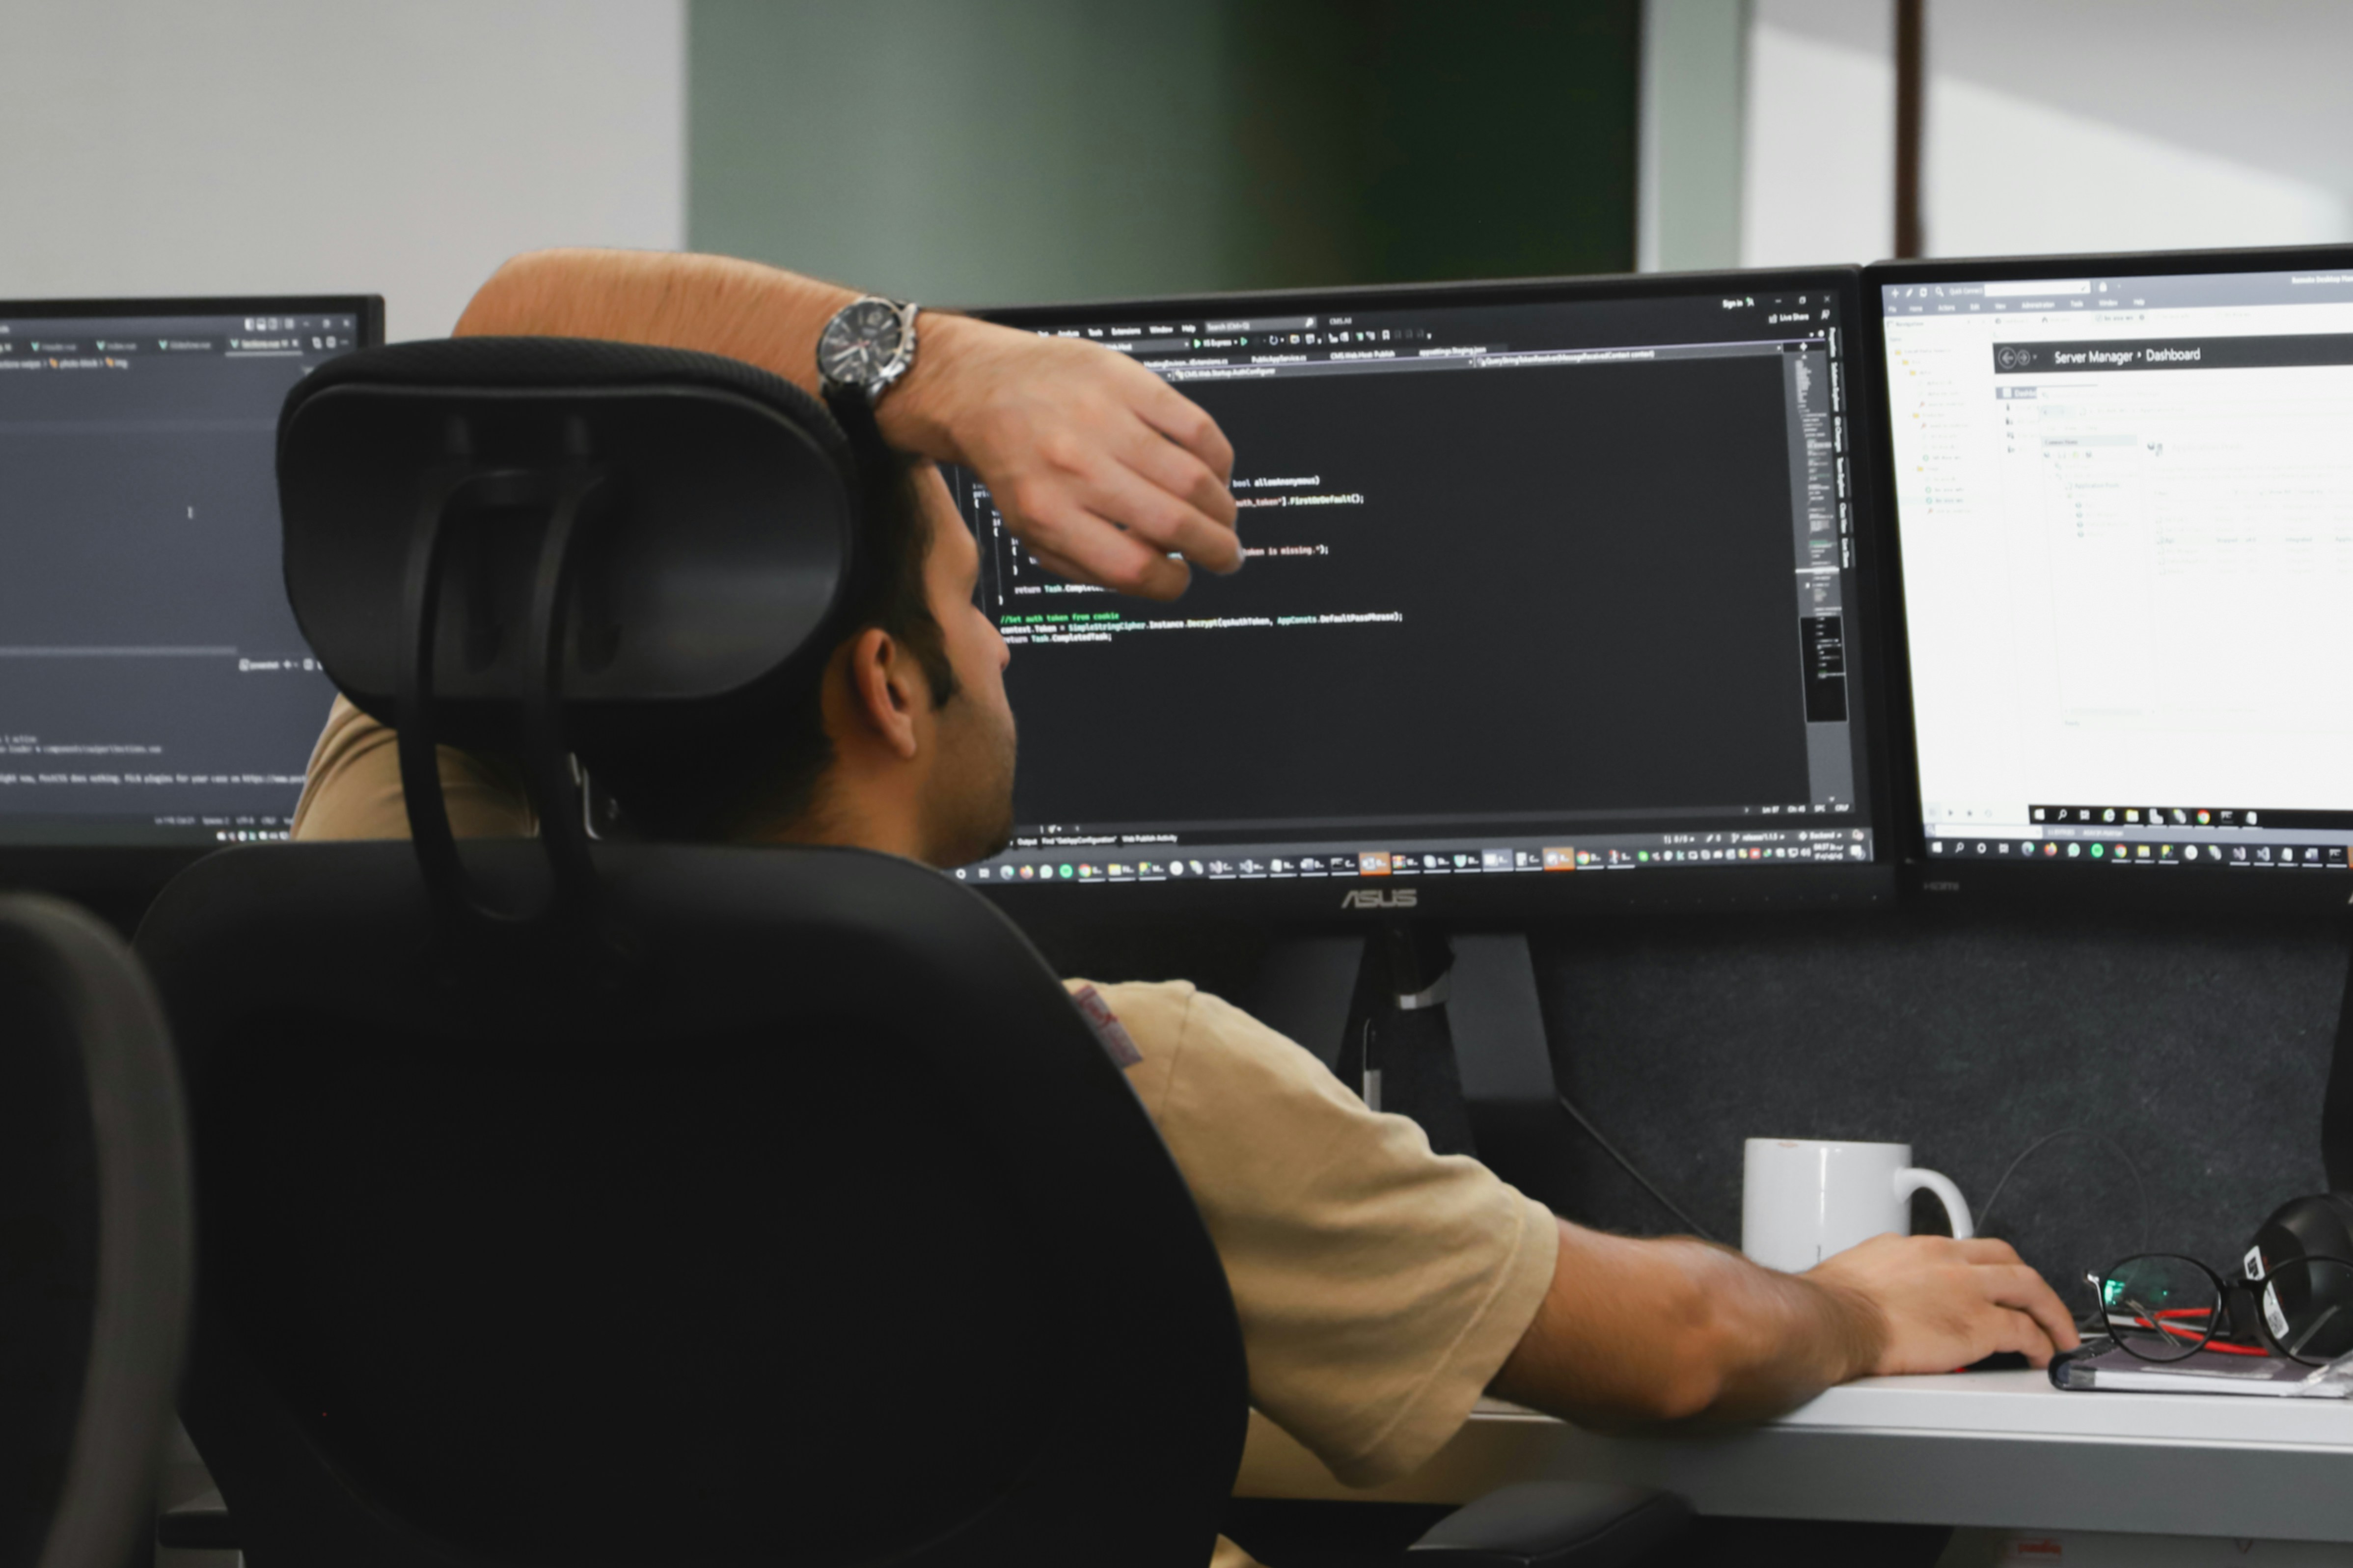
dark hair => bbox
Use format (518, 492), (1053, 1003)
(581, 448), (958, 840)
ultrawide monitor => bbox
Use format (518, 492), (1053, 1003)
(1871, 247), (2353, 902)
(953, 269), (1892, 919)
(0, 296), (382, 851)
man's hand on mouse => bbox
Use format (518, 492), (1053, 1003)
(882, 313), (1241, 601)
(1808, 1233), (2083, 1374)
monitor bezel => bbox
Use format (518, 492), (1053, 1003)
(965, 266), (1900, 923)
(1863, 243), (2353, 915)
(0, 293), (386, 929)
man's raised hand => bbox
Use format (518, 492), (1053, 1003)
(450, 252), (1239, 602)
(882, 315), (1241, 601)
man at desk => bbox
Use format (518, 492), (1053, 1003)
(293, 248), (2079, 1568)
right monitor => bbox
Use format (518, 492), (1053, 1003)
(1870, 246), (2353, 899)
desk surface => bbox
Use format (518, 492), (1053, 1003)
(1238, 1372), (2353, 1542)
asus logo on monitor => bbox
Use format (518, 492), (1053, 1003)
(1340, 888), (1418, 910)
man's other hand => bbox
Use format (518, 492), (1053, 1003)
(885, 315), (1240, 601)
(1808, 1233), (2082, 1373)
(1493, 1221), (2083, 1434)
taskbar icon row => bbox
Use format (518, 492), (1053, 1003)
(2033, 804), (2265, 830)
(960, 850), (1564, 884)
(1933, 838), (2348, 868)
(957, 830), (1871, 885)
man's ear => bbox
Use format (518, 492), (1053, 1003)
(844, 627), (922, 760)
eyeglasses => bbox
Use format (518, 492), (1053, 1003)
(2087, 1252), (2353, 1366)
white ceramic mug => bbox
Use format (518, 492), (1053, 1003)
(1741, 1138), (1973, 1272)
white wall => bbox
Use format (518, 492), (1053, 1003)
(1739, 0), (2353, 268)
(0, 0), (686, 344)
(1638, 0), (1751, 273)
(1739, 7), (1891, 269)
(1924, 72), (2346, 261)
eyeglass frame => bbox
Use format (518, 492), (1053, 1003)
(2084, 1250), (2353, 1366)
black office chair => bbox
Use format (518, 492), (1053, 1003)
(0, 894), (191, 1568)
(134, 338), (1688, 1568)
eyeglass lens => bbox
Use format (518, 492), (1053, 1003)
(2098, 1255), (2218, 1362)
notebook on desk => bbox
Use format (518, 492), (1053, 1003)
(2052, 1338), (2353, 1398)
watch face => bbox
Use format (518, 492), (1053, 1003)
(819, 298), (906, 387)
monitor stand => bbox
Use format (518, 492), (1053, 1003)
(1245, 927), (1581, 1213)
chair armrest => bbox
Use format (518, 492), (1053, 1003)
(156, 1489), (239, 1552)
(1405, 1481), (1692, 1568)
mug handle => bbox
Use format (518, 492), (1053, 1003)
(1893, 1168), (1974, 1241)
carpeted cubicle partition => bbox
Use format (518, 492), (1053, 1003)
(1032, 904), (2349, 1296)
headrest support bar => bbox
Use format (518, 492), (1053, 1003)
(394, 443), (609, 945)
(520, 460), (610, 927)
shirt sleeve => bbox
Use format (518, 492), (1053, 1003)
(1069, 978), (1559, 1489)
(289, 695), (537, 841)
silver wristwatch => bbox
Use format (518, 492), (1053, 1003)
(816, 295), (921, 403)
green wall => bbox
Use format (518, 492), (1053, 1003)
(688, 0), (1638, 308)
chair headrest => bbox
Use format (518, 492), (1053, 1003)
(277, 336), (863, 760)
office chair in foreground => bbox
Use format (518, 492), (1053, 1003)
(134, 337), (1688, 1568)
(0, 894), (191, 1568)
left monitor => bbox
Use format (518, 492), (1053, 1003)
(0, 296), (383, 851)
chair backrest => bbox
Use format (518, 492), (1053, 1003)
(0, 895), (190, 1568)
(134, 840), (1249, 1568)
(157, 332), (1248, 1565)
(275, 336), (884, 935)
(277, 336), (865, 765)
